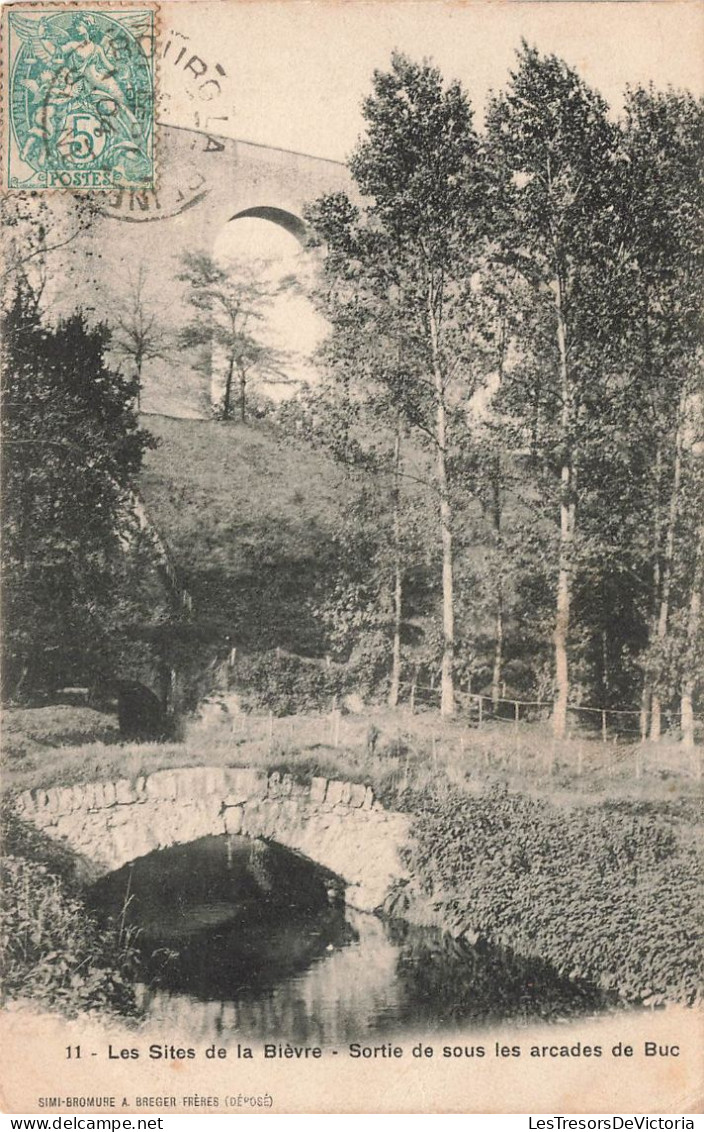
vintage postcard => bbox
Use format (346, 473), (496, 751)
(1, 0), (702, 1116)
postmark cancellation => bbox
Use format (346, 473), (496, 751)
(2, 3), (157, 191)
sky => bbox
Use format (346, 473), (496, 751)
(162, 0), (704, 162)
(213, 220), (329, 394)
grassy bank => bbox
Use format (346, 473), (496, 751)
(3, 703), (699, 805)
(3, 704), (702, 1012)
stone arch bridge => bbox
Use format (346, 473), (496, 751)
(14, 766), (409, 913)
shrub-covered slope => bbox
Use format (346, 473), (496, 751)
(403, 788), (703, 1005)
(137, 414), (551, 693)
(138, 415), (355, 655)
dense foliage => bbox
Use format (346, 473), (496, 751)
(0, 812), (140, 1016)
(0, 287), (157, 700)
(402, 788), (703, 1004)
(299, 47), (703, 737)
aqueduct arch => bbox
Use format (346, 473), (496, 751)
(50, 125), (354, 415)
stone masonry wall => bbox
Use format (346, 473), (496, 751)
(14, 767), (410, 912)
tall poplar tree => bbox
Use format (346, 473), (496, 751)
(486, 43), (617, 737)
(308, 53), (488, 714)
(617, 86), (704, 740)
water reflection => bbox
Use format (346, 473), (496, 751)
(90, 835), (612, 1044)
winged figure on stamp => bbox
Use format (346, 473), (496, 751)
(11, 11), (152, 177)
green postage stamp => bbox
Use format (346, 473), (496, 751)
(3, 4), (157, 190)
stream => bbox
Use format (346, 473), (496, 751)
(90, 834), (611, 1044)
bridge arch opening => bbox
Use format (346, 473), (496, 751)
(211, 208), (327, 412)
(90, 832), (350, 1005)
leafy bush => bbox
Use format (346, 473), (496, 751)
(403, 787), (703, 1005)
(0, 855), (141, 1016)
(234, 651), (349, 716)
(3, 705), (120, 762)
(0, 810), (141, 1016)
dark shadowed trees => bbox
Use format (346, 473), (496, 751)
(0, 285), (156, 699)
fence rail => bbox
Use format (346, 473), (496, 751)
(195, 695), (702, 786)
(397, 680), (697, 741)
(212, 648), (699, 745)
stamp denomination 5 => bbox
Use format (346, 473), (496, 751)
(3, 4), (158, 191)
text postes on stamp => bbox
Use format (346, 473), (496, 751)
(3, 5), (157, 191)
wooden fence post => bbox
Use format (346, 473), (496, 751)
(601, 710), (608, 744)
(478, 695), (483, 728)
(410, 681), (416, 714)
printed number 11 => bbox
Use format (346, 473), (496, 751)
(66, 1045), (81, 1059)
